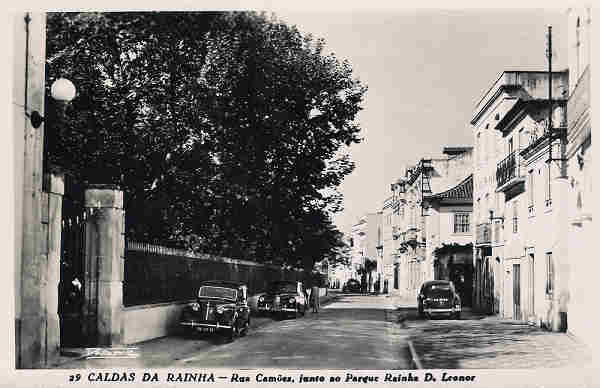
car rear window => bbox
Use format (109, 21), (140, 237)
(198, 286), (237, 300)
(426, 283), (451, 291)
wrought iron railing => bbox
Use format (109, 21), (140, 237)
(496, 151), (518, 188)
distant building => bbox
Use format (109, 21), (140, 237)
(381, 195), (395, 294)
(423, 172), (474, 307)
(390, 147), (473, 300)
(350, 216), (368, 282)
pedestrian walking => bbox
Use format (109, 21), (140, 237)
(310, 284), (320, 313)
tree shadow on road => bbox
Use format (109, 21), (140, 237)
(395, 308), (593, 369)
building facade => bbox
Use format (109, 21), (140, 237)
(350, 217), (368, 282)
(389, 147), (473, 300)
(366, 212), (383, 293)
(381, 196), (395, 294)
(492, 70), (569, 327)
(564, 6), (592, 344)
(423, 173), (474, 307)
(470, 70), (568, 316)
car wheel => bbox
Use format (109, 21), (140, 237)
(226, 321), (239, 342)
(240, 319), (249, 337)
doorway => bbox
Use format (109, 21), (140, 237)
(529, 254), (535, 319)
(513, 264), (521, 320)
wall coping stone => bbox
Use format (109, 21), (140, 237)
(123, 299), (194, 311)
(86, 183), (121, 190)
(85, 187), (124, 209)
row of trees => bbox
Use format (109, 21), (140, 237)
(45, 12), (366, 273)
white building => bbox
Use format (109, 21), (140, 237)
(564, 6), (592, 344)
(470, 70), (568, 317)
(423, 172), (474, 307)
(492, 70), (569, 326)
(390, 147), (473, 300)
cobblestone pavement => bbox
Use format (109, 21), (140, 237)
(387, 306), (594, 369)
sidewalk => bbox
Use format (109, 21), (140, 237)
(406, 317), (594, 369)
(385, 293), (417, 309)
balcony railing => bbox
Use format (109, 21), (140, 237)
(496, 151), (517, 188)
(496, 151), (525, 192)
(476, 223), (491, 245)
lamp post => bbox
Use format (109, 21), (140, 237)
(28, 77), (76, 129)
(27, 77), (76, 179)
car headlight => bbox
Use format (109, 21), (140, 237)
(191, 302), (200, 311)
(216, 306), (225, 314)
(259, 296), (264, 303)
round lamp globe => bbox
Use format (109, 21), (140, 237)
(50, 78), (76, 102)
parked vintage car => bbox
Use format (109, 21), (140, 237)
(342, 279), (361, 293)
(180, 280), (250, 340)
(417, 280), (461, 319)
(257, 280), (308, 319)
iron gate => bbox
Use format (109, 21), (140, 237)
(58, 175), (88, 347)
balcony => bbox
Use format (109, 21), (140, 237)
(496, 151), (525, 193)
(476, 223), (491, 245)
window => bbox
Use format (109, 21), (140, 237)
(545, 163), (552, 206)
(508, 137), (514, 155)
(527, 78), (537, 89)
(512, 201), (519, 233)
(576, 17), (582, 80)
(477, 132), (481, 164)
(546, 252), (554, 296)
(454, 213), (470, 234)
(528, 171), (535, 211)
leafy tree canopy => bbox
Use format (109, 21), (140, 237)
(45, 11), (366, 271)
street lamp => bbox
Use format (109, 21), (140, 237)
(28, 78), (76, 128)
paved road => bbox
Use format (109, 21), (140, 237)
(57, 294), (410, 369)
(177, 294), (409, 369)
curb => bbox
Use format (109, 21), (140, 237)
(407, 340), (423, 370)
(389, 307), (422, 370)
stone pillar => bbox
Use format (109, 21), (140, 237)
(42, 170), (64, 364)
(83, 185), (124, 346)
(15, 12), (47, 369)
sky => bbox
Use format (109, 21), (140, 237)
(274, 8), (568, 235)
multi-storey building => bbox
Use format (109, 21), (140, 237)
(390, 147), (473, 300)
(350, 217), (368, 281)
(381, 196), (395, 294)
(366, 212), (384, 293)
(423, 171), (474, 307)
(565, 6), (592, 343)
(471, 70), (569, 322)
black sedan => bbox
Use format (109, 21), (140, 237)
(342, 279), (361, 293)
(180, 280), (250, 341)
(417, 280), (461, 319)
(257, 280), (308, 319)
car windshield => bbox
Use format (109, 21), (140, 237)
(198, 286), (237, 300)
(267, 282), (297, 293)
(426, 283), (451, 291)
